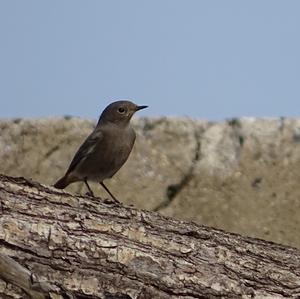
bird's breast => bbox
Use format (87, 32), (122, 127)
(87, 126), (136, 180)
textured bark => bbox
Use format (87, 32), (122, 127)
(0, 175), (300, 299)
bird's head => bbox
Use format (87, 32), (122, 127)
(98, 100), (148, 126)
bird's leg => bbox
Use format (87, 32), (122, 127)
(100, 182), (120, 203)
(84, 179), (94, 197)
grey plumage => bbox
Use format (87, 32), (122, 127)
(54, 100), (148, 201)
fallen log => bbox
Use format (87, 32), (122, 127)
(0, 174), (299, 298)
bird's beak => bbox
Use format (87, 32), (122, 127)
(135, 105), (148, 111)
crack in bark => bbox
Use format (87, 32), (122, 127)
(104, 293), (133, 299)
(153, 129), (202, 212)
(0, 240), (41, 258)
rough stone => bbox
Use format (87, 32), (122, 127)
(1, 117), (300, 248)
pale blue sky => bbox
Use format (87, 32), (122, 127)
(0, 1), (299, 120)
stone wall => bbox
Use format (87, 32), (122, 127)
(1, 117), (300, 248)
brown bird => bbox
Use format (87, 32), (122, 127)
(54, 100), (148, 201)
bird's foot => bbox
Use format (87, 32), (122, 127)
(104, 197), (120, 204)
(85, 191), (95, 197)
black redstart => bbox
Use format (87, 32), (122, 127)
(54, 100), (148, 201)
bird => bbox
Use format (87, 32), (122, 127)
(54, 100), (148, 201)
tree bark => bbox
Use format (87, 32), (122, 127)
(0, 174), (300, 299)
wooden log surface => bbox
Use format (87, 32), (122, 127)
(0, 174), (300, 299)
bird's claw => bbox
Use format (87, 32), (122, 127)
(104, 197), (120, 204)
(85, 191), (95, 197)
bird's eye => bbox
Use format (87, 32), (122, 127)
(118, 107), (126, 114)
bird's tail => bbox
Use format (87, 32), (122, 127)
(54, 175), (69, 189)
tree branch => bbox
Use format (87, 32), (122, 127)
(0, 174), (300, 298)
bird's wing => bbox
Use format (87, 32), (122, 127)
(66, 129), (103, 174)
